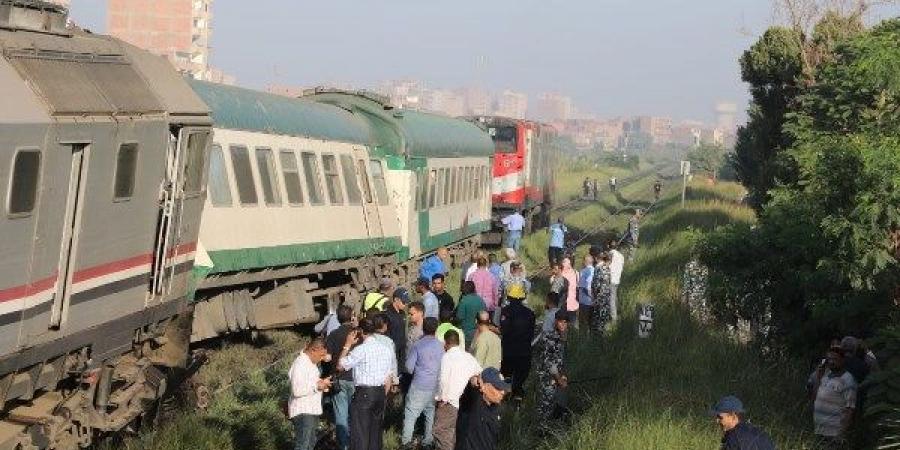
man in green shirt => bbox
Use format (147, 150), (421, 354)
(436, 309), (466, 351)
(456, 280), (486, 347)
(472, 310), (502, 370)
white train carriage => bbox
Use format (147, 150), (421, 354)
(188, 82), (403, 340)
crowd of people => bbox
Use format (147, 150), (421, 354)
(287, 213), (641, 450)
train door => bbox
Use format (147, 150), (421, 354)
(48, 144), (89, 329)
(522, 126), (534, 204)
(149, 127), (208, 304)
(351, 148), (384, 240)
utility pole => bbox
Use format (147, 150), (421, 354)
(680, 160), (691, 208)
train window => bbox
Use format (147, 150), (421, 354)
(321, 154), (344, 205)
(184, 131), (210, 193)
(279, 150), (304, 205)
(465, 167), (472, 201)
(436, 168), (446, 206)
(489, 126), (517, 153)
(416, 169), (426, 211)
(473, 167), (481, 200)
(229, 145), (258, 205)
(113, 143), (138, 200)
(300, 151), (324, 205)
(369, 160), (389, 206)
(456, 167), (464, 203)
(484, 167), (491, 198)
(339, 155), (362, 204)
(357, 159), (373, 203)
(255, 148), (282, 206)
(207, 144), (232, 206)
(450, 167), (458, 204)
(8, 149), (41, 216)
(427, 169), (437, 208)
(442, 168), (451, 206)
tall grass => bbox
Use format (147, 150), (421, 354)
(499, 180), (818, 450)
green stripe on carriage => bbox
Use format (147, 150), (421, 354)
(417, 215), (490, 255)
(204, 237), (403, 274)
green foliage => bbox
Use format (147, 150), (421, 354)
(733, 27), (804, 210)
(686, 143), (725, 179)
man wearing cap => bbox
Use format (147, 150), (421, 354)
(535, 309), (569, 423)
(363, 279), (394, 313)
(459, 368), (511, 450)
(434, 330), (482, 450)
(416, 277), (440, 319)
(500, 286), (536, 401)
(711, 395), (775, 450)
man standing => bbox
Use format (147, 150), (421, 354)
(407, 301), (425, 349)
(402, 318), (444, 450)
(536, 310), (568, 423)
(653, 180), (662, 201)
(710, 395), (776, 450)
(459, 368), (511, 450)
(432, 274), (455, 317)
(501, 210), (525, 251)
(548, 218), (567, 266)
(416, 277), (440, 319)
(471, 311), (502, 370)
(809, 347), (857, 447)
(338, 318), (397, 450)
(628, 210), (641, 248)
(500, 288), (536, 401)
(324, 306), (356, 450)
(436, 309), (466, 350)
(609, 177), (617, 192)
(577, 254), (595, 330)
(456, 281), (486, 346)
(385, 288), (410, 365)
(470, 256), (499, 322)
(420, 247), (449, 282)
(608, 241), (624, 323)
(288, 338), (333, 450)
(434, 330), (482, 450)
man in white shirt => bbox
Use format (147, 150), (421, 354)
(501, 210), (526, 251)
(288, 338), (332, 450)
(608, 241), (625, 322)
(434, 329), (482, 450)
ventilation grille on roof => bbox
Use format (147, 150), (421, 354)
(0, 0), (69, 35)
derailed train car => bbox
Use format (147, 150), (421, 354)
(0, 2), (211, 449)
(188, 85), (494, 340)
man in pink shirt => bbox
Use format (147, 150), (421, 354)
(470, 256), (499, 317)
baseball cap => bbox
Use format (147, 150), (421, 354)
(710, 395), (745, 415)
(393, 287), (410, 304)
(481, 367), (511, 392)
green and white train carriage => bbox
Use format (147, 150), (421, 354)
(305, 90), (495, 275)
(187, 83), (493, 341)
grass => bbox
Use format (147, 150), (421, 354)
(498, 179), (818, 450)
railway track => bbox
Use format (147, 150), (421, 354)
(549, 165), (669, 217)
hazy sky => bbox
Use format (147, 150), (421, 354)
(67, 1), (898, 123)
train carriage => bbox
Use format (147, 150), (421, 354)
(0, 3), (212, 448)
(187, 82), (404, 341)
(306, 90), (495, 274)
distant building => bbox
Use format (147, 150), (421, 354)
(715, 102), (738, 134)
(378, 79), (424, 109)
(420, 89), (466, 117)
(700, 128), (725, 147)
(672, 124), (703, 148)
(460, 86), (491, 116)
(495, 90), (528, 119)
(535, 93), (572, 122)
(107, 0), (233, 83)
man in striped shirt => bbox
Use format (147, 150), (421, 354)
(809, 346), (857, 447)
(338, 317), (397, 450)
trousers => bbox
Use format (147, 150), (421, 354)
(349, 386), (386, 450)
(433, 402), (459, 450)
(609, 283), (619, 322)
(401, 388), (437, 445)
(548, 246), (564, 266)
(506, 230), (522, 251)
(291, 414), (319, 450)
(332, 379), (355, 450)
(501, 353), (531, 398)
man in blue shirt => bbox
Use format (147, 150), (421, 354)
(420, 247), (449, 282)
(402, 318), (444, 449)
(416, 277), (440, 319)
(501, 211), (525, 251)
(711, 395), (776, 450)
(548, 218), (567, 265)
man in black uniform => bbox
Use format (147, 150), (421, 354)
(654, 180), (662, 201)
(459, 368), (511, 450)
(499, 290), (536, 401)
(432, 273), (456, 317)
(711, 395), (776, 450)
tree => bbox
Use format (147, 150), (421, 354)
(687, 143), (725, 181)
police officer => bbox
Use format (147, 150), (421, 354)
(363, 279), (394, 313)
(535, 309), (568, 423)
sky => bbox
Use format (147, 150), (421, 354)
(66, 0), (898, 124)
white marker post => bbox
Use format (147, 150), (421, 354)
(637, 303), (654, 338)
(680, 160), (691, 208)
